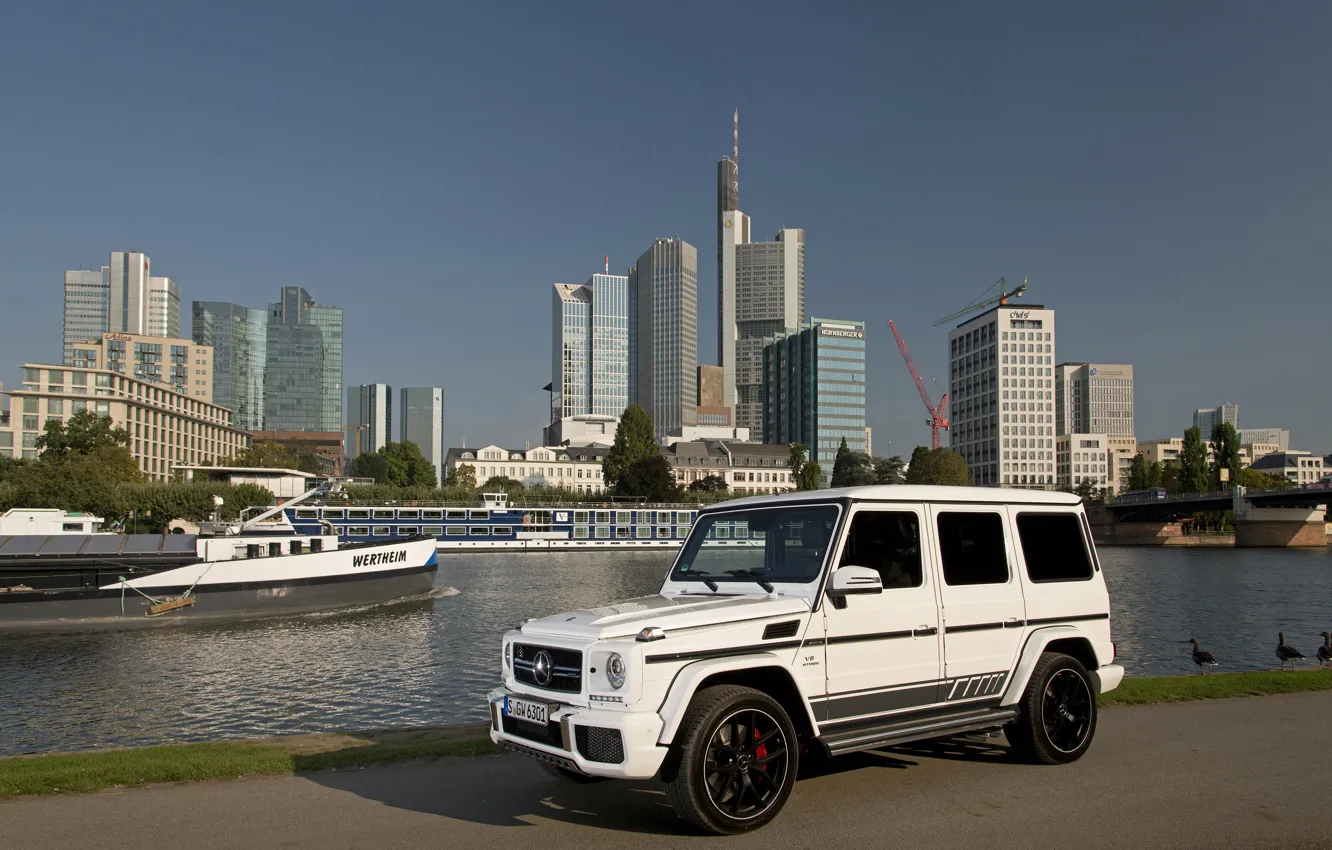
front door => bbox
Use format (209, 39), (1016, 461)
(818, 505), (943, 726)
(929, 505), (1027, 705)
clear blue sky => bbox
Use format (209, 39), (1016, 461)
(2, 2), (1329, 454)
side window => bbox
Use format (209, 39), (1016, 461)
(1016, 514), (1093, 582)
(936, 512), (1008, 585)
(838, 511), (923, 588)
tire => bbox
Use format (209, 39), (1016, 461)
(537, 760), (607, 784)
(663, 685), (800, 835)
(1006, 652), (1098, 764)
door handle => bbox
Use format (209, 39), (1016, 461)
(914, 625), (937, 636)
(1004, 617), (1023, 628)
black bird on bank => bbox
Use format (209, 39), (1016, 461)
(1276, 632), (1304, 670)
(1181, 638), (1218, 674)
(1318, 632), (1331, 667)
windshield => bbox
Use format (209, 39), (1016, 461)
(669, 505), (840, 586)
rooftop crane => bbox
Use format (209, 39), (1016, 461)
(887, 320), (950, 450)
(933, 277), (1029, 326)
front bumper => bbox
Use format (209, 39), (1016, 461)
(488, 687), (667, 780)
(1092, 663), (1125, 694)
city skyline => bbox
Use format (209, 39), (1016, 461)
(2, 4), (1330, 454)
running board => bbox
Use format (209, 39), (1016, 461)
(818, 707), (1019, 757)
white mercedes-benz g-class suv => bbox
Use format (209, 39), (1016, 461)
(488, 486), (1124, 834)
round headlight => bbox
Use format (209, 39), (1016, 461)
(606, 653), (626, 690)
(504, 641), (512, 671)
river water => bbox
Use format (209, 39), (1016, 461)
(1, 546), (1329, 756)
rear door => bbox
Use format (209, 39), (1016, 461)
(929, 504), (1027, 706)
(818, 504), (943, 724)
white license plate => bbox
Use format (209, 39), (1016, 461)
(505, 696), (549, 725)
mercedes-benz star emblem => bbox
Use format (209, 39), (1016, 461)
(533, 650), (554, 687)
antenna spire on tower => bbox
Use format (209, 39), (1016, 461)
(733, 109), (739, 198)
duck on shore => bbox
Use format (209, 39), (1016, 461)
(1276, 632), (1305, 671)
(1182, 638), (1218, 674)
(1318, 632), (1331, 668)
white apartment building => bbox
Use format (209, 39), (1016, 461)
(1248, 451), (1327, 485)
(446, 445), (610, 494)
(1057, 433), (1111, 491)
(948, 303), (1056, 488)
(0, 364), (248, 480)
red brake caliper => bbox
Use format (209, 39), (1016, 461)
(754, 728), (767, 769)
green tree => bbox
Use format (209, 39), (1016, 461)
(35, 410), (130, 457)
(927, 448), (970, 486)
(1161, 461), (1181, 496)
(1178, 427), (1209, 494)
(616, 455), (682, 502)
(479, 475), (523, 494)
(689, 474), (728, 493)
(1235, 467), (1286, 489)
(830, 439), (876, 487)
(349, 441), (437, 487)
(872, 455), (906, 485)
(1209, 422), (1242, 490)
(603, 405), (657, 488)
(227, 438), (298, 470)
(1148, 461), (1163, 488)
(904, 446), (934, 484)
(830, 438), (854, 486)
(445, 463), (477, 489)
(1128, 453), (1150, 490)
(788, 444), (821, 491)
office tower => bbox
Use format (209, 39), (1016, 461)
(1055, 364), (1134, 438)
(1193, 403), (1239, 435)
(68, 332), (212, 402)
(400, 387), (445, 484)
(146, 276), (181, 338)
(551, 270), (628, 424)
(108, 251), (151, 335)
(762, 319), (866, 485)
(696, 364), (730, 426)
(949, 304), (1056, 489)
(1237, 427), (1290, 453)
(264, 287), (344, 432)
(193, 302), (269, 430)
(346, 384), (392, 461)
(630, 236), (698, 440)
(62, 267), (110, 365)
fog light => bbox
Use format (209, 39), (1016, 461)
(606, 653), (626, 690)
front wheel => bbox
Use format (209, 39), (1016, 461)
(663, 685), (799, 835)
(1006, 652), (1098, 764)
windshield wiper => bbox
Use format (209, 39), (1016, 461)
(724, 570), (774, 593)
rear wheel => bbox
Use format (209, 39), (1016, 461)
(1006, 652), (1097, 764)
(663, 685), (799, 835)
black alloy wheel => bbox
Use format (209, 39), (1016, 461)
(701, 707), (791, 821)
(664, 685), (800, 834)
(1006, 652), (1099, 764)
(1041, 668), (1094, 754)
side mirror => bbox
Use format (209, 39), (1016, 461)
(826, 565), (883, 597)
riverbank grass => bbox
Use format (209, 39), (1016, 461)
(0, 724), (499, 799)
(1099, 668), (1332, 706)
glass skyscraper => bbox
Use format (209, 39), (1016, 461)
(629, 236), (698, 439)
(763, 318), (867, 484)
(551, 271), (628, 425)
(400, 387), (444, 484)
(192, 302), (268, 430)
(263, 287), (344, 433)
(63, 267), (110, 366)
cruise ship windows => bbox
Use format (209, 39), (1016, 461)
(321, 508), (345, 520)
(468, 527), (488, 536)
(574, 526), (590, 539)
(422, 526), (443, 536)
(348, 509), (371, 520)
(372, 526), (391, 536)
(636, 527), (651, 539)
(595, 525), (610, 539)
(445, 526), (466, 536)
(346, 526), (369, 536)
(295, 509), (318, 519)
(656, 526), (671, 538)
(446, 510), (467, 520)
(422, 510), (443, 520)
(372, 509), (395, 520)
(492, 527), (512, 536)
(397, 526), (419, 536)
(398, 509), (420, 521)
(469, 510), (489, 521)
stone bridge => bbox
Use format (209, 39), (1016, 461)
(1087, 484), (1329, 547)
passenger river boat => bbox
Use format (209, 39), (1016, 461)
(0, 487), (438, 630)
(281, 493), (702, 552)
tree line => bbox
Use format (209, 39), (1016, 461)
(1126, 422), (1287, 496)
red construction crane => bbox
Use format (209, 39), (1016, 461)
(887, 320), (950, 450)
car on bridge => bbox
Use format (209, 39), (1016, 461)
(488, 486), (1124, 834)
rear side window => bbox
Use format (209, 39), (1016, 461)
(936, 512), (1008, 585)
(1016, 514), (1093, 582)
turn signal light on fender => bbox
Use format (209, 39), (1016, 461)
(636, 626), (666, 642)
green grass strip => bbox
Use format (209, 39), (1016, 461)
(1100, 669), (1332, 706)
(0, 731), (501, 799)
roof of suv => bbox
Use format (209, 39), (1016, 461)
(705, 485), (1083, 511)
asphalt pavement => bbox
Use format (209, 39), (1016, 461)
(4, 690), (1331, 849)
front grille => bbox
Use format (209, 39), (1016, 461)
(513, 643), (583, 694)
(502, 714), (564, 748)
(575, 725), (625, 764)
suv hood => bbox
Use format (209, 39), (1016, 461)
(519, 593), (812, 641)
